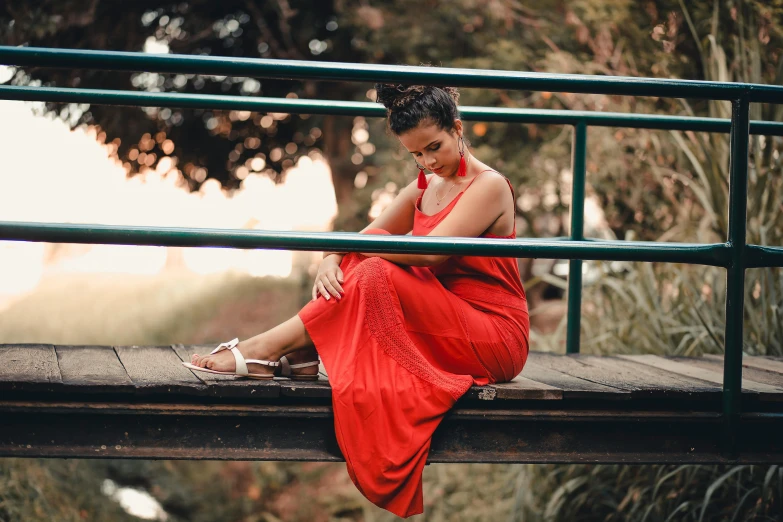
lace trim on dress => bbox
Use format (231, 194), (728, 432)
(355, 257), (474, 401)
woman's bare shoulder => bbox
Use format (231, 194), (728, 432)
(477, 167), (508, 182)
(472, 168), (512, 197)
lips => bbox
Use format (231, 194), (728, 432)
(432, 167), (443, 173)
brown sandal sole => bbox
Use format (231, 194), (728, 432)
(286, 374), (320, 381)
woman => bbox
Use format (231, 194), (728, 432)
(185, 84), (530, 518)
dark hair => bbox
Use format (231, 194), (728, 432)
(374, 84), (460, 135)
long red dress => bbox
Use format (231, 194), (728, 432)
(297, 172), (530, 518)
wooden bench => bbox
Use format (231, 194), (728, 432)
(1, 344), (782, 463)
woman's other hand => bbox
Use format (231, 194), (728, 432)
(313, 254), (345, 301)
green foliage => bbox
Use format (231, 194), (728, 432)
(0, 459), (136, 522)
(512, 464), (783, 522)
(0, 0), (364, 196)
(563, 0), (783, 357)
(581, 262), (782, 356)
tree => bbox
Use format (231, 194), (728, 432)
(1, 0), (368, 220)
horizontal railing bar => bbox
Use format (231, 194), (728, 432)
(746, 245), (783, 268)
(0, 221), (732, 266)
(1, 46), (782, 103)
(2, 85), (782, 135)
(468, 108), (783, 136)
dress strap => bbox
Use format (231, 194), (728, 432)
(458, 169), (502, 201)
(465, 169), (497, 189)
(417, 168), (502, 209)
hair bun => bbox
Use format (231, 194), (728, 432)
(374, 83), (460, 112)
(441, 86), (460, 105)
(374, 79), (461, 134)
(374, 84), (427, 111)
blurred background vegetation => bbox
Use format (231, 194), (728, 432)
(0, 0), (782, 520)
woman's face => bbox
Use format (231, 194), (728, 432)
(398, 119), (463, 178)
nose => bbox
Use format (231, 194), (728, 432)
(423, 154), (437, 169)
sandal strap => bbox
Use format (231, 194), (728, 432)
(244, 358), (280, 368)
(289, 360), (320, 369)
(209, 339), (247, 375)
(279, 356), (291, 377)
(229, 346), (247, 376)
(210, 338), (239, 355)
(279, 356), (319, 377)
(209, 338), (278, 376)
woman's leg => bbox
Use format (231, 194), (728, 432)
(193, 234), (389, 376)
(191, 314), (317, 377)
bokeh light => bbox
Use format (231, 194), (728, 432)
(0, 101), (338, 308)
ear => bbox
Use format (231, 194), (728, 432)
(453, 119), (464, 137)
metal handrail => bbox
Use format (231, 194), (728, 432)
(1, 84), (783, 135)
(1, 46), (781, 456)
(2, 46), (783, 102)
(0, 221), (733, 266)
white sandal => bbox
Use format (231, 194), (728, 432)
(181, 338), (278, 380)
(276, 355), (321, 381)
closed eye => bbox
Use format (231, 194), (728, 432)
(413, 144), (440, 157)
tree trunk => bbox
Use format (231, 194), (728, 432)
(321, 114), (363, 231)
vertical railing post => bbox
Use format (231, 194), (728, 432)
(723, 96), (750, 455)
(566, 121), (587, 354)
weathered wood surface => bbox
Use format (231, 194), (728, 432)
(704, 354), (783, 376)
(519, 359), (630, 400)
(0, 345), (782, 406)
(676, 356), (783, 390)
(55, 345), (132, 392)
(0, 344), (61, 391)
(529, 353), (722, 399)
(488, 374), (562, 401)
(623, 354), (783, 400)
(114, 345), (205, 395)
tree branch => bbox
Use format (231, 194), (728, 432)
(275, 0), (303, 58)
(244, 0), (289, 58)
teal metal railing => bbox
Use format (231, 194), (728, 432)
(1, 46), (782, 454)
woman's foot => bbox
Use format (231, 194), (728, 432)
(190, 336), (279, 378)
(189, 315), (314, 378)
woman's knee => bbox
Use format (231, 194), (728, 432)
(343, 229), (395, 269)
(340, 229), (391, 265)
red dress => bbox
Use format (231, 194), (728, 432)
(298, 172), (529, 518)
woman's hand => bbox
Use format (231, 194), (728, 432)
(312, 254), (345, 301)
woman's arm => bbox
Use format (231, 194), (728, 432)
(323, 176), (423, 259)
(360, 177), (422, 235)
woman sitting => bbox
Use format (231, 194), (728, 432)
(185, 83), (530, 518)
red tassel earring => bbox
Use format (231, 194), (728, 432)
(416, 162), (428, 188)
(457, 136), (467, 177)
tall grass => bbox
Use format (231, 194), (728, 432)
(532, 261), (783, 358)
(511, 464), (782, 522)
(519, 3), (783, 520)
(0, 459), (137, 522)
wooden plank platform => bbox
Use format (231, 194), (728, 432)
(8, 344), (782, 403)
(1, 344), (782, 463)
